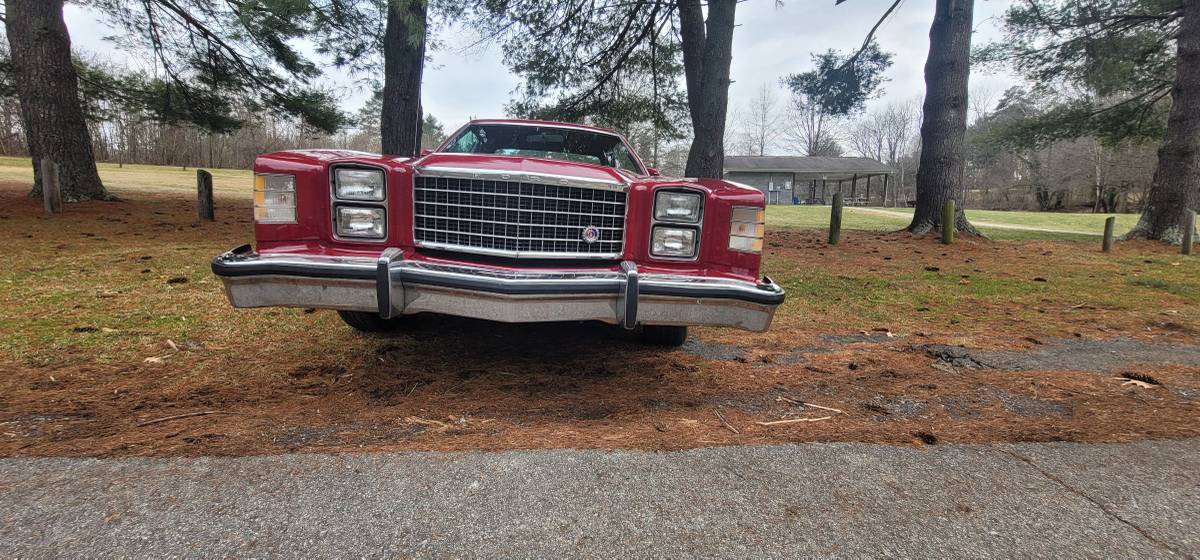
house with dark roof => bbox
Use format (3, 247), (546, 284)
(723, 156), (895, 205)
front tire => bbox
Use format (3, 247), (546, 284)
(337, 310), (404, 333)
(636, 325), (688, 347)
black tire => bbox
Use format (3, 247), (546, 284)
(637, 325), (688, 347)
(337, 310), (404, 333)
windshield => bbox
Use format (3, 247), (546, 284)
(441, 123), (644, 173)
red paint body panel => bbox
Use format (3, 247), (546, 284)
(252, 120), (766, 283)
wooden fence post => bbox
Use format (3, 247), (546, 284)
(941, 200), (955, 245)
(828, 192), (843, 245)
(1102, 216), (1116, 252)
(40, 159), (62, 215)
(197, 169), (214, 221)
(1184, 209), (1196, 256)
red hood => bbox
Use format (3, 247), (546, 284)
(413, 153), (636, 184)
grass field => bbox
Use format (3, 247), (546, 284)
(767, 205), (1143, 241)
(0, 156), (253, 198)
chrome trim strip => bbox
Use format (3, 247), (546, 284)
(414, 166), (628, 191)
(415, 190), (627, 205)
(414, 227), (620, 244)
(412, 240), (623, 260)
(415, 213), (625, 230)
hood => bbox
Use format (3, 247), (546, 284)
(413, 152), (635, 185)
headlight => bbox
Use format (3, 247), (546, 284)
(729, 206), (765, 253)
(254, 173), (296, 224)
(334, 168), (385, 201)
(651, 226), (698, 258)
(654, 191), (702, 223)
(335, 206), (386, 239)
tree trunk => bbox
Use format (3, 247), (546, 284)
(678, 0), (736, 179)
(5, 0), (108, 201)
(1123, 0), (1200, 243)
(381, 0), (427, 157)
(906, 0), (978, 235)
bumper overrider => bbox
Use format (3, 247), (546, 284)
(210, 245), (786, 332)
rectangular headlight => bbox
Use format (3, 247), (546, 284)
(334, 168), (385, 201)
(654, 191), (702, 223)
(254, 173), (296, 224)
(729, 206), (765, 253)
(335, 206), (386, 239)
(651, 226), (698, 258)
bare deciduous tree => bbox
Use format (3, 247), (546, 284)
(781, 95), (843, 156)
(736, 83), (782, 156)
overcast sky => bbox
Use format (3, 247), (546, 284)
(62, 0), (1018, 133)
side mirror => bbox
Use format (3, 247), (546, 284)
(420, 148), (433, 156)
(647, 167), (661, 177)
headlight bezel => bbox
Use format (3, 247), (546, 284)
(333, 167), (386, 202)
(650, 226), (699, 259)
(649, 187), (704, 260)
(334, 205), (387, 239)
(329, 164), (388, 243)
(653, 190), (703, 223)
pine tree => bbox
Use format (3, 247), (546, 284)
(464, 0), (733, 178)
(4, 0), (348, 201)
(980, 0), (1198, 242)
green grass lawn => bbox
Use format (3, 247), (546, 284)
(767, 205), (1143, 241)
(0, 156), (253, 198)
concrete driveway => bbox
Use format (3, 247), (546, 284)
(2, 439), (1197, 558)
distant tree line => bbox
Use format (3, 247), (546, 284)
(0, 66), (448, 171)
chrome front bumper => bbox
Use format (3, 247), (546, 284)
(211, 245), (785, 332)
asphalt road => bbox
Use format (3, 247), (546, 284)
(2, 440), (1197, 558)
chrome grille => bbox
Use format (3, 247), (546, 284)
(413, 174), (626, 258)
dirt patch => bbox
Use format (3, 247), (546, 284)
(0, 181), (1198, 457)
(679, 337), (753, 362)
(922, 338), (1200, 373)
(980, 386), (1072, 417)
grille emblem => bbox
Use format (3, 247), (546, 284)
(581, 225), (600, 244)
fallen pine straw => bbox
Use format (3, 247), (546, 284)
(714, 409), (739, 434)
(801, 402), (845, 415)
(756, 416), (832, 426)
(135, 410), (243, 427)
(775, 397), (846, 415)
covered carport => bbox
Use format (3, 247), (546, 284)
(723, 156), (896, 205)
